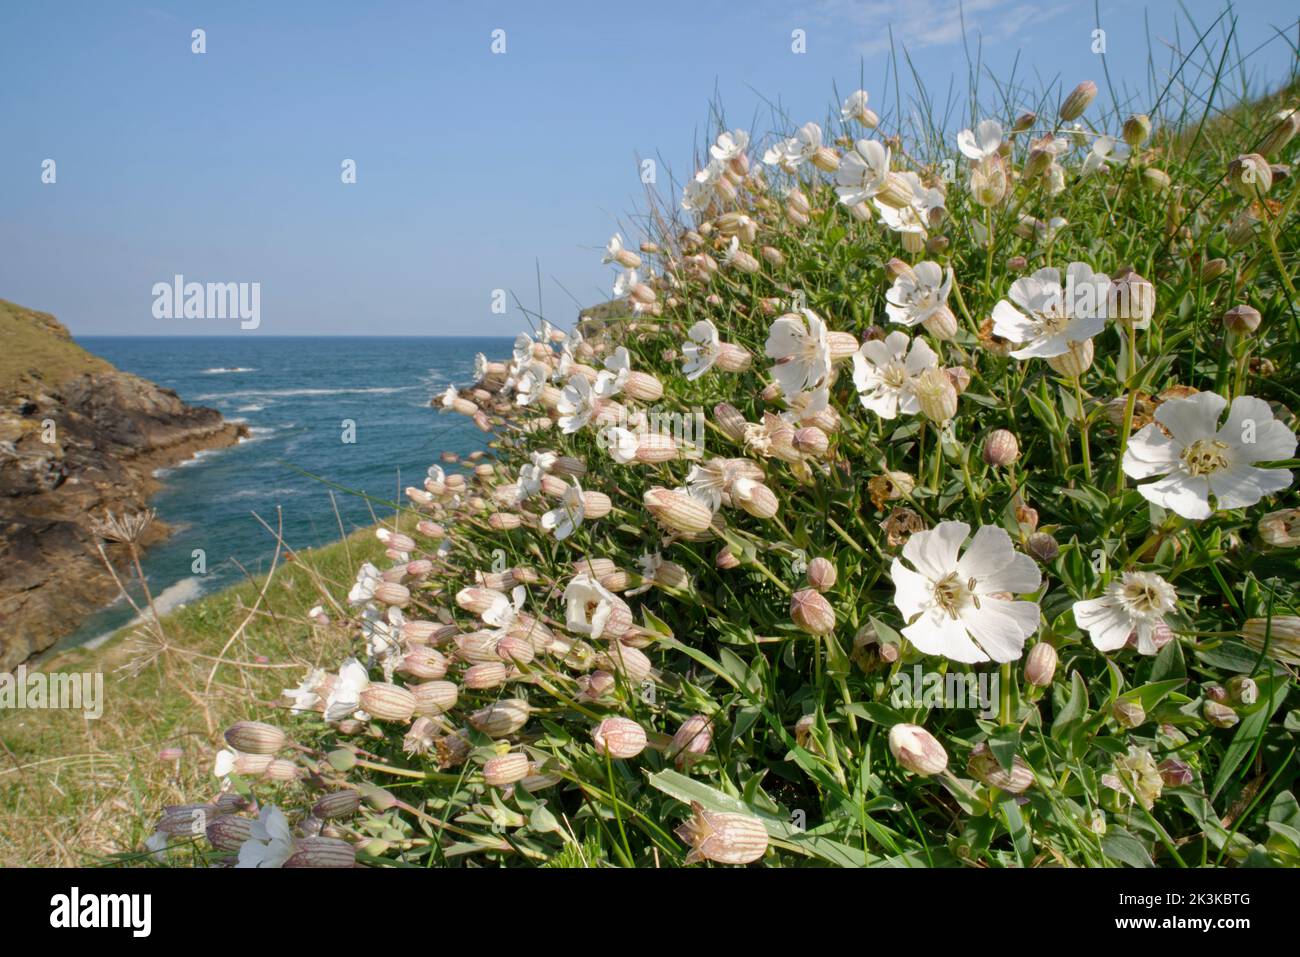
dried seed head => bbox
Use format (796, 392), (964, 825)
(888, 723), (949, 776)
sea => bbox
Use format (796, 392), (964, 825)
(59, 336), (512, 651)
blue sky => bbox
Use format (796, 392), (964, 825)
(1, 1), (1295, 336)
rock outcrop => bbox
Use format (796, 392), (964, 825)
(0, 299), (247, 669)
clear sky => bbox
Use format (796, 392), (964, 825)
(1, 1), (1295, 336)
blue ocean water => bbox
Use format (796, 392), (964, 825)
(61, 336), (511, 649)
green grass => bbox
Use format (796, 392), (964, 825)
(0, 298), (112, 396)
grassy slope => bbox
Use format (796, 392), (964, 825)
(0, 298), (111, 395)
(0, 524), (387, 866)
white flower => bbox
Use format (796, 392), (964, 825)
(594, 346), (631, 398)
(875, 171), (944, 235)
(682, 165), (719, 214)
(482, 584), (526, 632)
(361, 605), (403, 661)
(602, 233), (628, 264)
(564, 573), (618, 639)
(710, 129), (749, 163)
(763, 122), (822, 171)
(890, 522), (1042, 663)
(851, 331), (938, 420)
(765, 308), (831, 396)
(283, 667), (326, 714)
(557, 375), (596, 433)
(144, 830), (170, 862)
(604, 426), (641, 464)
(834, 139), (890, 205)
(427, 464), (445, 485)
(1081, 135), (1130, 176)
(324, 658), (370, 722)
(514, 360), (550, 406)
(626, 552), (663, 596)
(1074, 572), (1178, 654)
(841, 90), (874, 125)
(681, 319), (721, 380)
(885, 261), (953, 327)
(990, 262), (1110, 359)
(213, 747), (237, 779)
(957, 119), (1004, 161)
(474, 352), (489, 382)
(512, 332), (534, 366)
(236, 806), (294, 869)
(347, 562), (382, 606)
(438, 385), (457, 410)
(1122, 392), (1296, 519)
(541, 479), (586, 541)
(613, 267), (638, 298)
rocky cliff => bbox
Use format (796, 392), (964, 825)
(0, 299), (247, 670)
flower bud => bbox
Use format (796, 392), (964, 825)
(1110, 271), (1156, 327)
(982, 429), (1020, 466)
(1200, 257), (1228, 282)
(223, 721), (286, 755)
(1112, 699), (1146, 729)
(1024, 531), (1059, 563)
(463, 662), (509, 689)
(372, 581), (410, 606)
(592, 717), (647, 758)
(470, 698), (531, 737)
(914, 368), (958, 424)
(283, 836), (357, 868)
(411, 680), (458, 715)
(1122, 113), (1151, 148)
(312, 790), (362, 820)
(264, 758), (302, 782)
(358, 683), (416, 722)
(1024, 642), (1058, 687)
(1258, 508), (1300, 548)
(1223, 304), (1261, 333)
(922, 305), (959, 340)
(1226, 676), (1258, 706)
(967, 741), (1034, 793)
(668, 715), (713, 767)
(1258, 107), (1299, 157)
(716, 545), (741, 569)
(1157, 758), (1193, 787)
(715, 342), (753, 372)
(1059, 81), (1097, 121)
(483, 752), (531, 787)
(1203, 700), (1239, 728)
(806, 557), (837, 592)
(714, 402), (749, 442)
(888, 723), (948, 776)
(1045, 338), (1094, 378)
(644, 486), (714, 533)
(731, 478), (780, 519)
(398, 647), (448, 680)
(790, 588), (835, 635)
(1141, 167), (1171, 192)
(675, 801), (769, 865)
(205, 814), (255, 851)
(1227, 153), (1272, 198)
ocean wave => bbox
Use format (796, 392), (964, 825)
(226, 486), (306, 501)
(201, 367), (256, 374)
(236, 403), (266, 412)
(194, 386), (417, 401)
(83, 577), (209, 649)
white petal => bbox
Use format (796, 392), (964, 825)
(962, 598), (1037, 661)
(903, 521), (968, 579)
(903, 611), (987, 663)
(1153, 392), (1225, 446)
(1136, 473), (1212, 520)
(890, 560), (933, 620)
(1074, 597), (1133, 651)
(1123, 424), (1180, 478)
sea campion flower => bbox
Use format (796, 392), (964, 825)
(888, 723), (949, 776)
(834, 139), (909, 207)
(602, 233), (641, 269)
(763, 122), (822, 172)
(1081, 135), (1130, 176)
(841, 89), (878, 127)
(1122, 392), (1296, 519)
(885, 260), (954, 329)
(236, 805), (294, 869)
(710, 128), (750, 164)
(556, 375), (596, 433)
(1073, 571), (1178, 654)
(324, 658), (370, 722)
(765, 309), (832, 396)
(850, 331), (938, 420)
(956, 119), (1004, 161)
(347, 562), (382, 605)
(563, 573), (620, 640)
(890, 522), (1042, 663)
(540, 479), (586, 540)
(681, 319), (721, 380)
(674, 802), (769, 865)
(1102, 746), (1163, 810)
(991, 262), (1110, 360)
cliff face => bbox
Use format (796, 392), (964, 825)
(0, 299), (247, 669)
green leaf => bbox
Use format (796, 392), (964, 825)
(1211, 674), (1291, 800)
(1051, 670), (1088, 738)
(1102, 828), (1154, 868)
(988, 726), (1021, 773)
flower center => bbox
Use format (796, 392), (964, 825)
(881, 363), (908, 389)
(1180, 438), (1229, 476)
(932, 572), (974, 618)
